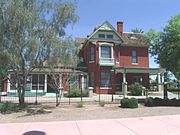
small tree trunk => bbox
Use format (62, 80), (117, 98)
(18, 84), (26, 108)
(56, 91), (59, 107)
(58, 89), (63, 105)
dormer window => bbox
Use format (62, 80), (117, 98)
(107, 34), (113, 39)
(98, 34), (105, 38)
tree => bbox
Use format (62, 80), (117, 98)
(45, 37), (79, 106)
(0, 0), (78, 107)
(131, 28), (144, 33)
(145, 14), (180, 80)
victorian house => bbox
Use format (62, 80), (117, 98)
(77, 21), (165, 95)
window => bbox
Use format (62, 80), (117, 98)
(89, 72), (94, 87)
(98, 34), (105, 38)
(32, 74), (45, 91)
(116, 46), (119, 62)
(132, 76), (142, 84)
(132, 50), (137, 63)
(107, 34), (113, 39)
(90, 47), (95, 62)
(101, 46), (111, 58)
(100, 72), (111, 87)
(70, 75), (78, 89)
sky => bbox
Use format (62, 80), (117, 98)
(66, 0), (180, 68)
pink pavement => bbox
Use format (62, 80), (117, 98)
(1, 115), (180, 135)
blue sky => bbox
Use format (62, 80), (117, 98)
(66, 0), (180, 68)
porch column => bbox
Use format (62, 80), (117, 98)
(157, 73), (162, 92)
(81, 75), (85, 90)
(7, 75), (11, 93)
(44, 74), (47, 93)
(161, 73), (165, 92)
(99, 46), (101, 63)
(122, 72), (127, 97)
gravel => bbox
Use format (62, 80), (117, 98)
(1, 103), (180, 123)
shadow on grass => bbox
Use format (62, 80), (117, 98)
(23, 130), (46, 135)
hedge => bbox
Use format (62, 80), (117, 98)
(121, 98), (138, 108)
(145, 97), (180, 107)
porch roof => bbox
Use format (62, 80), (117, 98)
(114, 67), (166, 75)
(8, 68), (87, 75)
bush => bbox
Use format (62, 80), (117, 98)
(170, 98), (179, 106)
(0, 102), (19, 113)
(145, 97), (180, 107)
(68, 89), (80, 97)
(66, 89), (88, 97)
(76, 102), (83, 108)
(145, 97), (154, 107)
(129, 83), (143, 96)
(121, 98), (138, 108)
(99, 101), (105, 107)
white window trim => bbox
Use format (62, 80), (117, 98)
(99, 43), (114, 61)
(89, 61), (95, 63)
(132, 63), (138, 65)
(132, 50), (138, 64)
(100, 87), (112, 89)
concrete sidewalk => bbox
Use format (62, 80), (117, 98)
(1, 115), (180, 135)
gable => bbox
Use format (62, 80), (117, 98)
(87, 21), (123, 45)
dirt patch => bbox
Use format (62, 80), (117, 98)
(1, 102), (180, 123)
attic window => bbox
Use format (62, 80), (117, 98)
(129, 36), (139, 40)
(98, 34), (105, 38)
(107, 34), (113, 39)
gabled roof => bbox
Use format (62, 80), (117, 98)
(121, 32), (147, 46)
(86, 21), (123, 43)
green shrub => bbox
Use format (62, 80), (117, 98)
(154, 97), (164, 106)
(76, 102), (83, 108)
(99, 101), (105, 107)
(0, 102), (19, 113)
(129, 83), (143, 96)
(66, 89), (88, 97)
(170, 98), (180, 106)
(145, 97), (180, 107)
(121, 98), (138, 108)
(68, 89), (80, 97)
(145, 97), (154, 106)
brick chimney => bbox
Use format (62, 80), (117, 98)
(117, 21), (123, 36)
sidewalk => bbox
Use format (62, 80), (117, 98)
(1, 115), (180, 135)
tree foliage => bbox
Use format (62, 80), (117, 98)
(131, 27), (144, 33)
(0, 0), (78, 107)
(145, 14), (180, 79)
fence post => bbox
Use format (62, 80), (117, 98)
(80, 87), (82, 102)
(35, 85), (38, 105)
(99, 88), (100, 104)
(163, 82), (168, 99)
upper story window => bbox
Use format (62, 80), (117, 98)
(107, 34), (113, 39)
(132, 50), (137, 63)
(90, 47), (95, 62)
(116, 46), (119, 63)
(101, 46), (111, 58)
(98, 34), (105, 38)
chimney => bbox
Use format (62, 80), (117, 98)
(117, 21), (123, 36)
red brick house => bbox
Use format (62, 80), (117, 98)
(77, 21), (165, 95)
